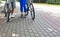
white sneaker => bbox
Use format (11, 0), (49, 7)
(11, 15), (15, 18)
(9, 13), (12, 18)
(9, 14), (15, 18)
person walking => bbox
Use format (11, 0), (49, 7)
(18, 0), (27, 18)
(7, 0), (16, 18)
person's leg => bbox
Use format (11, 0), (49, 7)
(10, 2), (15, 17)
(11, 1), (16, 15)
(23, 0), (27, 14)
(20, 4), (23, 14)
(24, 4), (26, 13)
(10, 2), (13, 14)
(23, 3), (28, 18)
(20, 2), (23, 17)
(10, 8), (14, 15)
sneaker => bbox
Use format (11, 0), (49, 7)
(9, 13), (12, 18)
(20, 14), (23, 18)
(23, 14), (27, 18)
(9, 15), (15, 18)
(11, 15), (15, 18)
(25, 14), (28, 16)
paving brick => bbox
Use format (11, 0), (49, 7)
(0, 4), (60, 37)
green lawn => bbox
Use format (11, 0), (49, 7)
(1, 0), (60, 6)
(34, 3), (60, 6)
(2, 0), (18, 1)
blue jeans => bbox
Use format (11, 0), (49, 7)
(19, 0), (26, 13)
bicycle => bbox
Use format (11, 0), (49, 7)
(4, 0), (35, 22)
(4, 0), (14, 22)
(26, 2), (35, 20)
(4, 3), (10, 22)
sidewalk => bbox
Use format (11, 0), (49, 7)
(0, 2), (60, 22)
(0, 2), (60, 37)
(34, 3), (60, 20)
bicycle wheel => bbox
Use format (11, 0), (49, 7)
(7, 10), (10, 22)
(7, 3), (10, 22)
(3, 3), (7, 17)
(30, 3), (35, 20)
(26, 3), (29, 15)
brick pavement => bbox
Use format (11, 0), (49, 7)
(0, 4), (60, 37)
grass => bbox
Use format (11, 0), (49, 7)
(1, 0), (60, 6)
(34, 3), (60, 6)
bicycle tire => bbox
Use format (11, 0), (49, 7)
(30, 3), (35, 20)
(4, 3), (7, 17)
(7, 11), (10, 22)
(6, 3), (10, 22)
(26, 3), (29, 15)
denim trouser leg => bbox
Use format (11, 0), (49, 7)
(23, 4), (26, 12)
(20, 3), (26, 13)
(20, 3), (23, 12)
(19, 0), (26, 13)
